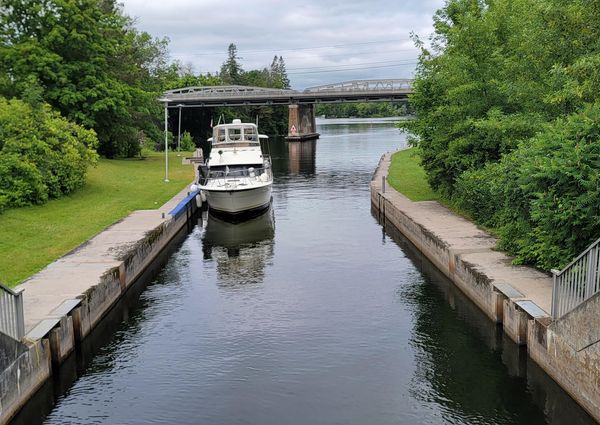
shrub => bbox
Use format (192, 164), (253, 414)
(0, 98), (98, 211)
(180, 131), (196, 151)
(455, 103), (600, 270)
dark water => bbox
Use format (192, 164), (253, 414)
(12, 119), (595, 425)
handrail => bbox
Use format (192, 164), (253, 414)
(551, 237), (600, 319)
(0, 282), (25, 340)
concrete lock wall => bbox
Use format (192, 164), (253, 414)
(371, 152), (600, 422)
(0, 190), (198, 425)
(0, 339), (51, 423)
(529, 292), (600, 419)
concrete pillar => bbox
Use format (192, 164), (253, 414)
(287, 104), (319, 141)
(288, 104), (300, 137)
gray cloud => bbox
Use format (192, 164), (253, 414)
(122, 0), (444, 88)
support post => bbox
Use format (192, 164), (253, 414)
(286, 104), (320, 141)
(164, 104), (169, 182)
(177, 105), (182, 156)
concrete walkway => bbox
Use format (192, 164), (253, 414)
(17, 186), (192, 333)
(373, 153), (552, 314)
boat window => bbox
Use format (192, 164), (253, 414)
(243, 126), (258, 141)
(228, 127), (242, 141)
(217, 128), (226, 142)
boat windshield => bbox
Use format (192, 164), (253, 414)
(214, 125), (260, 145)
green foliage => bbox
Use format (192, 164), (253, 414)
(0, 0), (170, 158)
(220, 43), (244, 84)
(316, 102), (408, 118)
(0, 98), (98, 212)
(408, 0), (600, 269)
(456, 104), (600, 269)
(180, 131), (195, 151)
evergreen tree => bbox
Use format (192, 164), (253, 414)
(220, 43), (243, 84)
(277, 56), (290, 89)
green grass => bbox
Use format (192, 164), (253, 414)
(387, 148), (439, 202)
(0, 151), (195, 287)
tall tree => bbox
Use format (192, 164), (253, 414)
(268, 55), (290, 89)
(220, 43), (243, 84)
(0, 0), (169, 157)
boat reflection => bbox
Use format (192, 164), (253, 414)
(201, 207), (275, 286)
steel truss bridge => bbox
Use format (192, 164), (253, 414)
(160, 79), (414, 107)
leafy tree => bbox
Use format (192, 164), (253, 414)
(0, 0), (170, 158)
(407, 0), (600, 269)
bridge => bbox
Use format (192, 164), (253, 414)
(160, 79), (414, 140)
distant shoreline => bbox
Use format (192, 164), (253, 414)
(316, 116), (410, 125)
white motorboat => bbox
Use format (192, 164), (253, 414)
(197, 119), (272, 216)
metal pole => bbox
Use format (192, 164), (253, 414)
(551, 270), (559, 319)
(164, 104), (169, 182)
(15, 289), (24, 339)
(177, 105), (182, 157)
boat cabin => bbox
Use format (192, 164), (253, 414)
(211, 119), (267, 147)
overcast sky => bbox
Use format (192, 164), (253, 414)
(121, 0), (445, 89)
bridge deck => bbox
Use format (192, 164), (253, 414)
(160, 79), (414, 107)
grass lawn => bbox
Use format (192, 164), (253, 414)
(387, 148), (439, 202)
(0, 151), (195, 287)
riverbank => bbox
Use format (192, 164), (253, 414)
(372, 152), (600, 422)
(0, 186), (200, 425)
(0, 152), (194, 287)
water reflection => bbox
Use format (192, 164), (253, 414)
(201, 208), (275, 287)
(288, 140), (316, 176)
(379, 214), (596, 425)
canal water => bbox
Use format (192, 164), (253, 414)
(13, 118), (595, 425)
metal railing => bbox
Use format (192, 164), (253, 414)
(303, 79), (414, 93)
(0, 282), (25, 340)
(161, 79), (414, 105)
(164, 85), (294, 98)
(551, 237), (600, 319)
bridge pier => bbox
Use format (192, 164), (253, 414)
(286, 104), (319, 141)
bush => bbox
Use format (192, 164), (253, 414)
(455, 103), (600, 270)
(180, 131), (195, 151)
(0, 98), (98, 211)
(0, 154), (46, 212)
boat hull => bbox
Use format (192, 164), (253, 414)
(203, 184), (272, 216)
